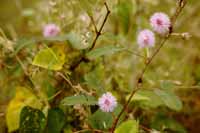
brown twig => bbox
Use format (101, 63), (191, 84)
(70, 2), (110, 70)
(89, 2), (110, 51)
(140, 125), (152, 133)
(110, 0), (187, 132)
(89, 15), (98, 35)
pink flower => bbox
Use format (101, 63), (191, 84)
(43, 24), (60, 37)
(150, 12), (171, 34)
(98, 92), (117, 112)
(137, 29), (155, 48)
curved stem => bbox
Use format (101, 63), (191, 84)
(110, 0), (187, 132)
(70, 2), (110, 70)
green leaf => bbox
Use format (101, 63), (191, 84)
(46, 108), (65, 133)
(151, 113), (187, 133)
(130, 92), (151, 101)
(12, 38), (36, 56)
(128, 89), (182, 111)
(43, 81), (56, 102)
(160, 81), (175, 91)
(32, 44), (65, 70)
(88, 109), (113, 130)
(84, 63), (105, 94)
(61, 94), (97, 106)
(6, 87), (42, 132)
(115, 0), (136, 34)
(66, 32), (90, 50)
(114, 120), (139, 133)
(88, 105), (123, 130)
(154, 89), (183, 111)
(86, 45), (124, 59)
(128, 90), (164, 108)
(19, 106), (46, 133)
(63, 125), (73, 133)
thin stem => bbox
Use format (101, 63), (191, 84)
(57, 72), (90, 94)
(140, 125), (152, 133)
(57, 72), (75, 89)
(89, 15), (98, 34)
(70, 2), (110, 70)
(89, 2), (110, 51)
(47, 90), (63, 101)
(125, 49), (146, 59)
(110, 0), (187, 132)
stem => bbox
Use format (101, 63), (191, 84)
(110, 0), (187, 132)
(70, 2), (110, 70)
(139, 125), (152, 133)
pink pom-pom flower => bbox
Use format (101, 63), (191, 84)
(98, 92), (117, 113)
(150, 12), (171, 35)
(43, 23), (60, 37)
(137, 29), (155, 48)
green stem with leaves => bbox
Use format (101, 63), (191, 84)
(70, 2), (110, 70)
(110, 0), (187, 132)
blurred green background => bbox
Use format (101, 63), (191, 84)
(0, 0), (200, 133)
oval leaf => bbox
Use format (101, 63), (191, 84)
(19, 106), (46, 133)
(6, 87), (42, 132)
(32, 44), (65, 70)
(46, 108), (65, 133)
(88, 105), (123, 130)
(61, 94), (97, 106)
(128, 90), (164, 108)
(114, 120), (139, 133)
(86, 45), (124, 59)
(154, 89), (183, 111)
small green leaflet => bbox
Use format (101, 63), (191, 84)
(114, 120), (139, 133)
(88, 109), (113, 130)
(128, 89), (183, 111)
(86, 45), (125, 59)
(127, 90), (164, 108)
(61, 94), (97, 106)
(154, 89), (183, 111)
(88, 105), (123, 130)
(84, 63), (105, 94)
(151, 113), (187, 133)
(46, 108), (65, 133)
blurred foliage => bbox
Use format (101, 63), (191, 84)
(0, 0), (200, 133)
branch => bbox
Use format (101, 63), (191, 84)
(89, 2), (111, 50)
(110, 0), (187, 132)
(89, 15), (98, 35)
(70, 2), (110, 70)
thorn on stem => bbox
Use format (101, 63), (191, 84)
(169, 25), (173, 34)
(138, 77), (143, 84)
